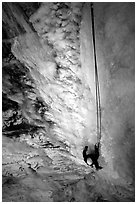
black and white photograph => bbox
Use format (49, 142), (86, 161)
(2, 1), (135, 202)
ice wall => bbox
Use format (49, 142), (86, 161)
(94, 3), (135, 181)
(3, 2), (135, 183)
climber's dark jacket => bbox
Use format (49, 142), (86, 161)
(83, 145), (102, 170)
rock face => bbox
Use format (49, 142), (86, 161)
(2, 2), (135, 201)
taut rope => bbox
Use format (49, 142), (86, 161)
(91, 3), (102, 149)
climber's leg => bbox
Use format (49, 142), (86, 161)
(94, 160), (103, 170)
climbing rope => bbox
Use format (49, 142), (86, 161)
(91, 3), (102, 148)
